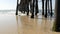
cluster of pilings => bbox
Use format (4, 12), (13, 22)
(42, 0), (53, 18)
(42, 0), (60, 32)
(16, 0), (60, 32)
(16, 0), (39, 18)
(16, 0), (53, 18)
(31, 0), (39, 18)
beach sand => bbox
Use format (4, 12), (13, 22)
(0, 12), (59, 34)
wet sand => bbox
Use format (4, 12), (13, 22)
(0, 13), (60, 34)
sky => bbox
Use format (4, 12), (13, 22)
(0, 0), (55, 10)
(0, 0), (17, 10)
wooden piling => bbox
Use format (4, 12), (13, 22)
(42, 0), (44, 15)
(16, 0), (19, 15)
(52, 0), (60, 32)
(44, 0), (47, 18)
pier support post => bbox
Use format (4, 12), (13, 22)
(31, 0), (34, 18)
(44, 0), (47, 18)
(42, 0), (44, 15)
(27, 4), (29, 16)
(16, 0), (19, 15)
(53, 0), (60, 32)
(35, 0), (39, 15)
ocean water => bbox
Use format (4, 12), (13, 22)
(0, 10), (16, 14)
(0, 10), (55, 17)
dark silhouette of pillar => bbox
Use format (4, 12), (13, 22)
(42, 0), (44, 15)
(50, 0), (53, 17)
(44, 0), (47, 18)
(27, 4), (29, 16)
(52, 0), (60, 32)
(35, 0), (39, 15)
(26, 0), (30, 16)
(16, 0), (19, 15)
(31, 0), (34, 18)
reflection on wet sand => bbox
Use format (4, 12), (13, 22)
(16, 15), (60, 34)
(16, 16), (37, 34)
(0, 14), (60, 34)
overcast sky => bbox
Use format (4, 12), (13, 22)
(0, 0), (55, 10)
